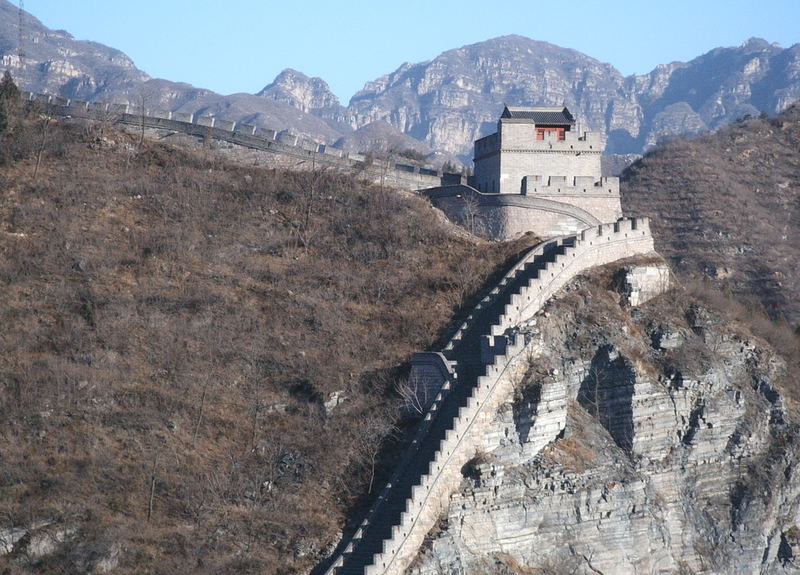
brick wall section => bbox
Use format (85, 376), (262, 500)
(325, 218), (655, 575)
(20, 91), (462, 192)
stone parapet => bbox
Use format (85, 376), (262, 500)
(327, 218), (656, 575)
(424, 184), (619, 239)
(20, 91), (463, 193)
(489, 219), (654, 336)
(522, 175), (620, 198)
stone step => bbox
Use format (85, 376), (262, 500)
(332, 237), (582, 574)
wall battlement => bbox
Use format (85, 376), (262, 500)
(18, 90), (465, 192)
(474, 129), (603, 161)
(521, 174), (620, 197)
(326, 218), (656, 575)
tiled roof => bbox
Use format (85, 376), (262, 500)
(501, 106), (575, 125)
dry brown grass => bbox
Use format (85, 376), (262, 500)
(0, 112), (536, 574)
(622, 105), (800, 329)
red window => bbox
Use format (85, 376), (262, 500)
(536, 127), (565, 141)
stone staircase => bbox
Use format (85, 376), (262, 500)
(328, 238), (576, 575)
(324, 218), (655, 575)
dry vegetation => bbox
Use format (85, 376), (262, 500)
(621, 105), (800, 328)
(0, 99), (537, 574)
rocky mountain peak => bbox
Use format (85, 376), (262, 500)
(740, 36), (776, 50)
(2, 4), (799, 165)
(256, 68), (341, 113)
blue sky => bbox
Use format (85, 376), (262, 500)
(24, 0), (800, 104)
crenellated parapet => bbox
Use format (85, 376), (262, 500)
(325, 218), (656, 575)
(521, 174), (620, 198)
(17, 90), (465, 192)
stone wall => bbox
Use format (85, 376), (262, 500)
(424, 185), (624, 239)
(326, 218), (655, 575)
(19, 91), (463, 192)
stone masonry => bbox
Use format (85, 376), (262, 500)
(424, 106), (623, 240)
(324, 219), (656, 575)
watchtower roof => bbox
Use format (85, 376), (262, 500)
(500, 105), (575, 125)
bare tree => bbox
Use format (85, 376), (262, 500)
(136, 86), (154, 148)
(580, 364), (606, 420)
(353, 413), (396, 494)
(395, 372), (432, 415)
(92, 105), (121, 141)
(146, 451), (159, 522)
(32, 115), (50, 182)
(192, 377), (211, 444)
(461, 192), (485, 237)
(271, 158), (328, 255)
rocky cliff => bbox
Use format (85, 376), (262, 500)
(409, 260), (800, 575)
(347, 36), (633, 157)
(347, 36), (800, 159)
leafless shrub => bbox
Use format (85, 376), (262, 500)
(0, 119), (534, 574)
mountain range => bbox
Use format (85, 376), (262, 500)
(3, 0), (799, 162)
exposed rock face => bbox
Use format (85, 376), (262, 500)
(257, 68), (341, 113)
(0, 1), (148, 99)
(256, 68), (351, 127)
(409, 266), (800, 575)
(618, 263), (671, 307)
(3, 3), (800, 160)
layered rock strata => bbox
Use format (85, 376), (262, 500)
(409, 264), (799, 575)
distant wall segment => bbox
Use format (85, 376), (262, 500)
(19, 91), (465, 192)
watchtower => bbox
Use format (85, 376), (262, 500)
(422, 105), (622, 239)
(473, 105), (607, 194)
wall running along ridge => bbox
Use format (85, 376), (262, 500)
(18, 91), (465, 192)
(325, 218), (655, 575)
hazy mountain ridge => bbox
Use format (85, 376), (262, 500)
(344, 35), (800, 157)
(3, 1), (800, 161)
(1, 1), (352, 143)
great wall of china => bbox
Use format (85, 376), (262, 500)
(18, 91), (466, 192)
(325, 218), (656, 575)
(23, 91), (661, 574)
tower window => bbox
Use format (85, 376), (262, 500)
(536, 127), (566, 141)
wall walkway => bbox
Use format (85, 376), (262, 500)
(325, 218), (655, 575)
(19, 91), (465, 192)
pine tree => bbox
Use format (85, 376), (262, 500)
(0, 70), (21, 132)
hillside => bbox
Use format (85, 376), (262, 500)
(1, 79), (799, 575)
(0, 103), (536, 574)
(621, 105), (800, 327)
